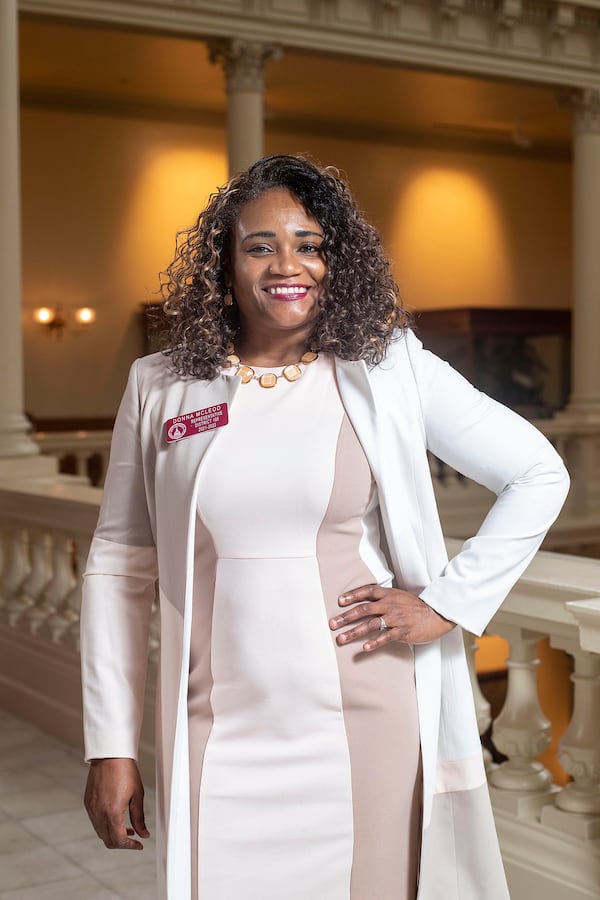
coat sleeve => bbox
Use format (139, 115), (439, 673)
(80, 359), (158, 761)
(404, 330), (570, 636)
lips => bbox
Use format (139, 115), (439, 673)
(264, 284), (310, 301)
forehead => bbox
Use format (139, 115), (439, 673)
(234, 188), (321, 232)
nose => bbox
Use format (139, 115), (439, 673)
(269, 247), (301, 276)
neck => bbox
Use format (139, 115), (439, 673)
(235, 332), (312, 367)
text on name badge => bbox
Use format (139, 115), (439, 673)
(164, 403), (229, 443)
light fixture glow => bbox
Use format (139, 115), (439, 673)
(75, 307), (96, 325)
(33, 307), (54, 324)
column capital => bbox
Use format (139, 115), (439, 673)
(208, 38), (281, 93)
(561, 88), (600, 135)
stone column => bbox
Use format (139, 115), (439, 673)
(568, 88), (600, 419)
(0, 0), (36, 458)
(208, 39), (280, 177)
(0, 0), (53, 479)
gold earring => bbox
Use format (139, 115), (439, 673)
(224, 290), (233, 307)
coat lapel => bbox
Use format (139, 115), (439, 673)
(335, 354), (442, 828)
(153, 372), (242, 898)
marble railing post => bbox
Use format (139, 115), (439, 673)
(38, 533), (76, 642)
(488, 625), (553, 793)
(540, 637), (600, 838)
(208, 38), (280, 176)
(0, 528), (29, 617)
(7, 529), (50, 628)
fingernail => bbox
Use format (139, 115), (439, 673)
(364, 642), (373, 651)
(329, 618), (339, 627)
(338, 634), (348, 643)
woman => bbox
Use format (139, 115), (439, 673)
(81, 154), (569, 900)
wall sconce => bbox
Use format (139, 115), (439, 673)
(33, 306), (96, 336)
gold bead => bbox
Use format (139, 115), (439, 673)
(282, 364), (302, 382)
(226, 354), (240, 366)
(300, 351), (318, 364)
(259, 373), (278, 388)
(238, 365), (255, 384)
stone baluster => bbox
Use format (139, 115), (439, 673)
(488, 626), (556, 813)
(65, 535), (91, 650)
(463, 631), (493, 769)
(0, 525), (30, 618)
(8, 528), (50, 628)
(33, 533), (75, 639)
(540, 637), (600, 838)
(73, 452), (83, 477)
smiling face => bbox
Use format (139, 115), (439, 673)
(228, 188), (327, 351)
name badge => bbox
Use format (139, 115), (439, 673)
(164, 403), (229, 443)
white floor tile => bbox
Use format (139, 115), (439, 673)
(51, 771), (88, 797)
(0, 845), (81, 892)
(0, 820), (42, 855)
(0, 713), (156, 898)
(58, 834), (155, 875)
(22, 806), (94, 846)
(0, 874), (121, 900)
(0, 769), (57, 797)
(0, 785), (81, 820)
(96, 861), (157, 899)
(0, 746), (79, 775)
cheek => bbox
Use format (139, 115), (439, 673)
(309, 260), (328, 285)
(231, 260), (258, 294)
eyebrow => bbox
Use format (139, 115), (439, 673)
(241, 229), (324, 243)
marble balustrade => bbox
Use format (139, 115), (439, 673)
(0, 487), (599, 896)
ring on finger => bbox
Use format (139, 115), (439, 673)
(379, 615), (389, 632)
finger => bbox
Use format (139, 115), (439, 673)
(363, 629), (397, 652)
(336, 616), (383, 645)
(129, 791), (150, 839)
(330, 602), (383, 631)
(103, 815), (144, 850)
(338, 584), (387, 606)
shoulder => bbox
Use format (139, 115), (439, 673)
(130, 351), (191, 398)
(369, 327), (424, 380)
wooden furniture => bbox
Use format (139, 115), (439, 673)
(413, 307), (571, 418)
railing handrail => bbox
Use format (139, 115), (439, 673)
(446, 537), (600, 597)
(0, 483), (101, 534)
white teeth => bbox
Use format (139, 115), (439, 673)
(267, 286), (307, 295)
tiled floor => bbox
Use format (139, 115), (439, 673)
(0, 710), (156, 899)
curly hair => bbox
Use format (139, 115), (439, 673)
(160, 154), (409, 378)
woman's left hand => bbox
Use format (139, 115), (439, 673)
(329, 584), (455, 651)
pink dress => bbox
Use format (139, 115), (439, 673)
(187, 353), (421, 899)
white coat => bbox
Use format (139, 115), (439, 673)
(81, 329), (569, 899)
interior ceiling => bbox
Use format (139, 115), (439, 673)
(19, 18), (572, 153)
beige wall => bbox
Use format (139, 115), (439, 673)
(267, 132), (572, 314)
(21, 106), (572, 419)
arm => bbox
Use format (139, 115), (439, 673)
(407, 330), (570, 636)
(80, 359), (158, 847)
(330, 332), (569, 647)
